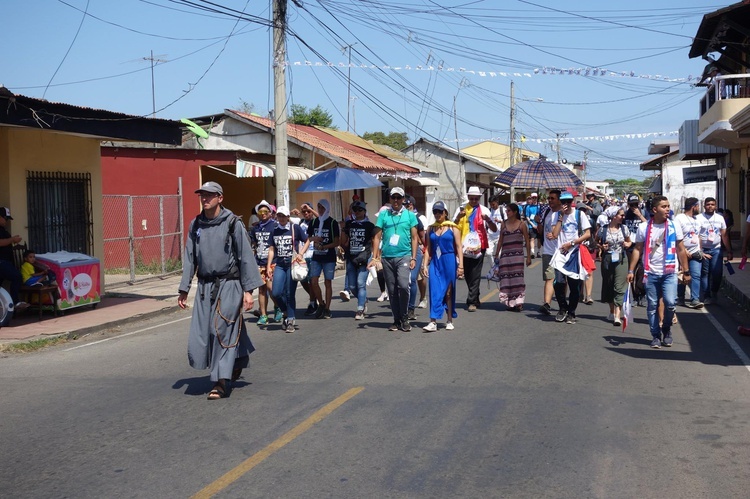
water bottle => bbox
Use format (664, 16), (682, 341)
(725, 259), (735, 275)
(739, 256), (747, 271)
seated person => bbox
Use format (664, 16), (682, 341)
(20, 250), (56, 286)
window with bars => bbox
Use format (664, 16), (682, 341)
(26, 171), (93, 255)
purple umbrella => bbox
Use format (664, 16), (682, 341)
(493, 159), (584, 190)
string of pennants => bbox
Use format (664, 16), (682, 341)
(443, 130), (679, 144)
(287, 61), (701, 83)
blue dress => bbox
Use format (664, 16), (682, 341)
(428, 226), (458, 320)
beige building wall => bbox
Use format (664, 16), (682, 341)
(1, 128), (104, 289)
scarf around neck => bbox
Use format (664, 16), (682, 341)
(643, 219), (676, 274)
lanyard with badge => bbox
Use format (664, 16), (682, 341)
(387, 210), (405, 247)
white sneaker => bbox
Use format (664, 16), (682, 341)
(417, 299), (427, 309)
(340, 290), (351, 302)
(445, 322), (455, 331)
(607, 313), (614, 321)
(422, 322), (438, 332)
(377, 291), (388, 302)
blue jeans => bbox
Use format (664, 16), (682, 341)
(645, 272), (677, 338)
(409, 248), (424, 310)
(345, 261), (369, 310)
(271, 265), (298, 319)
(677, 255), (702, 303)
(700, 247), (722, 300)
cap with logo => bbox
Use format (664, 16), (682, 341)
(0, 207), (13, 220)
(195, 181), (223, 195)
(627, 194), (640, 204)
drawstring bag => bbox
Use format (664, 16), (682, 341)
(291, 260), (308, 281)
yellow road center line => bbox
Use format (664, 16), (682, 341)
(480, 288), (497, 303)
(529, 259), (541, 269)
(192, 386), (365, 499)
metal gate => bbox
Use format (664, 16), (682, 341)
(102, 193), (184, 289)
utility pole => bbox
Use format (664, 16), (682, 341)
(582, 150), (588, 193)
(509, 80), (515, 168)
(350, 96), (358, 134)
(555, 132), (568, 164)
(342, 42), (357, 132)
(273, 0), (289, 208)
(143, 50), (167, 118)
(453, 80), (468, 209)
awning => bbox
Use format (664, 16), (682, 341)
(408, 176), (441, 187)
(236, 159), (274, 178)
(648, 176), (662, 193)
(236, 160), (318, 180)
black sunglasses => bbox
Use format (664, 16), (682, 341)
(432, 209), (444, 215)
(352, 207), (365, 212)
(390, 194), (403, 200)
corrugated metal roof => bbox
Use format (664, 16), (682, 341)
(230, 111), (419, 176)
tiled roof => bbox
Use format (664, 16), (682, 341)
(231, 111), (419, 176)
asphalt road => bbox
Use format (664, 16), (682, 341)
(2, 260), (750, 498)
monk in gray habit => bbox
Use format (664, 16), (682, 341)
(178, 181), (263, 399)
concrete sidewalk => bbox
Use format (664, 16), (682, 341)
(0, 275), (192, 343)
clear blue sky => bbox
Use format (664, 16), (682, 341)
(3, 0), (731, 180)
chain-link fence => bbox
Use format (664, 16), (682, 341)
(103, 194), (183, 289)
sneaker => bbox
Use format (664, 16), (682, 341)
(323, 308), (332, 319)
(314, 306), (325, 319)
(650, 337), (662, 349)
(539, 303), (552, 316)
(584, 296), (594, 305)
(408, 308), (417, 320)
(422, 322), (438, 332)
(676, 298), (686, 307)
(257, 315), (268, 326)
(400, 319), (412, 332)
(555, 310), (568, 322)
(304, 303), (318, 316)
(686, 300), (704, 309)
(445, 322), (455, 331)
(15, 302), (29, 312)
(355, 309), (365, 320)
(566, 314), (577, 324)
(388, 323), (399, 331)
(273, 307), (283, 323)
(282, 318), (288, 330)
(377, 291), (388, 302)
(340, 290), (351, 302)
(417, 299), (427, 309)
(662, 335), (673, 347)
(607, 313), (614, 322)
(467, 304), (477, 312)
(613, 318), (622, 326)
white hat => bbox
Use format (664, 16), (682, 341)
(390, 186), (405, 197)
(255, 199), (272, 213)
(276, 206), (290, 216)
(467, 186), (482, 196)
(531, 192), (538, 197)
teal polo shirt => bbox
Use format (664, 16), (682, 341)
(375, 208), (418, 258)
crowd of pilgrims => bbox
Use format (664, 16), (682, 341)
(245, 187), (735, 344)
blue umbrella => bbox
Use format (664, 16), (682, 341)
(296, 166), (383, 193)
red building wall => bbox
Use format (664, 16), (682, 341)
(101, 147), (235, 269)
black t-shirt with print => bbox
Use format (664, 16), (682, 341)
(269, 223), (307, 267)
(307, 217), (340, 263)
(343, 219), (375, 259)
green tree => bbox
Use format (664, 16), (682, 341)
(236, 99), (255, 114)
(289, 104), (335, 128)
(362, 131), (409, 150)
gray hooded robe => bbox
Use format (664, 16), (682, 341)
(179, 207), (263, 381)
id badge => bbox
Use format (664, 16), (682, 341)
(610, 250), (619, 263)
(707, 229), (717, 243)
(389, 234), (400, 246)
(689, 234), (698, 246)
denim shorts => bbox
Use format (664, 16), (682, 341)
(309, 260), (336, 280)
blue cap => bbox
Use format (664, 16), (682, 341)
(559, 191), (574, 201)
(432, 201), (447, 213)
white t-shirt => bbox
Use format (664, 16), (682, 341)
(487, 206), (506, 242)
(541, 209), (559, 256)
(552, 209), (592, 246)
(635, 220), (684, 275)
(674, 213), (701, 254)
(698, 212), (726, 250)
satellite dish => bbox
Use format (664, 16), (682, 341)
(0, 288), (14, 327)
